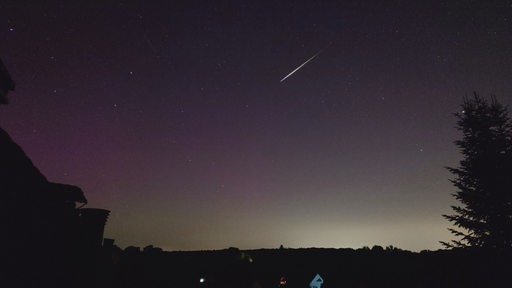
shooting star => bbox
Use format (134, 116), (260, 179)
(280, 50), (322, 82)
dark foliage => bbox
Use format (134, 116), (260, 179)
(442, 94), (512, 248)
(97, 246), (510, 288)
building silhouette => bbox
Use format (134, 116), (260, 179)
(1, 58), (110, 288)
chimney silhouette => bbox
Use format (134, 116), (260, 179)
(0, 58), (15, 104)
(79, 208), (110, 249)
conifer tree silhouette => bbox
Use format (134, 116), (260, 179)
(442, 94), (512, 248)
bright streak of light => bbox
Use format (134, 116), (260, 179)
(280, 50), (322, 82)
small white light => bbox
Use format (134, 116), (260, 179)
(199, 278), (205, 283)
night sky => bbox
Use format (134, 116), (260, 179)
(1, 1), (512, 251)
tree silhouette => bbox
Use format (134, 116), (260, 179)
(442, 94), (512, 248)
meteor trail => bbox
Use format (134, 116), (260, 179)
(280, 50), (322, 82)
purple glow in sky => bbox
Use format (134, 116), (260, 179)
(1, 1), (511, 251)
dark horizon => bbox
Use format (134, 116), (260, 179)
(1, 1), (512, 252)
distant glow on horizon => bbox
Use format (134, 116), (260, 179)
(1, 1), (511, 252)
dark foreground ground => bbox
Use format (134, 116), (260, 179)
(87, 245), (510, 288)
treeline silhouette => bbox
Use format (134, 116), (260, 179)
(2, 58), (510, 288)
(92, 244), (509, 288)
